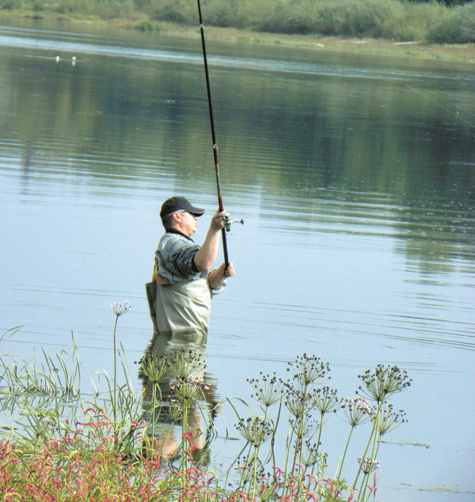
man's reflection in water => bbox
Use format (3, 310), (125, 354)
(138, 329), (218, 467)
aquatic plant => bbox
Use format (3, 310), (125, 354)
(223, 355), (411, 502)
(111, 300), (131, 429)
(0, 319), (410, 501)
(357, 364), (412, 403)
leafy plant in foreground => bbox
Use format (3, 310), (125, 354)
(0, 312), (411, 501)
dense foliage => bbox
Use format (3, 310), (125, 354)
(1, 0), (474, 44)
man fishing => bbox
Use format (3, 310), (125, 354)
(148, 196), (235, 337)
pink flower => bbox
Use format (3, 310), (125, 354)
(272, 466), (283, 478)
(323, 478), (335, 497)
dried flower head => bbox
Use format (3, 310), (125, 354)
(291, 415), (320, 439)
(235, 417), (273, 447)
(286, 354), (330, 387)
(247, 371), (285, 407)
(357, 365), (411, 403)
(284, 388), (310, 418)
(375, 404), (407, 436)
(313, 386), (340, 415)
(169, 375), (204, 403)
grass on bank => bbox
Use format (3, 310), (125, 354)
(0, 0), (474, 63)
(0, 305), (412, 501)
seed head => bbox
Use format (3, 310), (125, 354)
(313, 386), (340, 415)
(291, 415), (319, 439)
(247, 371), (285, 407)
(300, 441), (327, 468)
(235, 417), (273, 447)
(168, 349), (205, 380)
(284, 388), (310, 418)
(357, 365), (411, 403)
(375, 404), (407, 436)
(236, 456), (265, 483)
(138, 352), (168, 384)
(287, 354), (330, 387)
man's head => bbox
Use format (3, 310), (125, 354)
(160, 196), (205, 235)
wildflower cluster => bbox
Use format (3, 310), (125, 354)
(341, 397), (374, 427)
(358, 457), (380, 474)
(234, 356), (410, 502)
(111, 300), (131, 317)
(0, 412), (161, 501)
(349, 365), (410, 500)
(0, 320), (411, 502)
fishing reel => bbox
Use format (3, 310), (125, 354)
(222, 211), (244, 232)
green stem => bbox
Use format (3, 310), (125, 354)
(113, 315), (118, 431)
(315, 411), (324, 456)
(359, 471), (370, 502)
(352, 401), (383, 489)
(181, 398), (189, 475)
(263, 399), (282, 467)
(335, 425), (355, 480)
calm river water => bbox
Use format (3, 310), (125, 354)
(0, 20), (474, 501)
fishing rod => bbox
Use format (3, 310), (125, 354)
(196, 0), (243, 268)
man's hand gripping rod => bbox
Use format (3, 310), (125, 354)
(196, 0), (242, 268)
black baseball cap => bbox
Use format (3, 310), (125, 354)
(160, 196), (205, 218)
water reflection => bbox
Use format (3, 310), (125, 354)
(138, 329), (218, 466)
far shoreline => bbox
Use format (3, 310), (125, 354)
(1, 12), (474, 64)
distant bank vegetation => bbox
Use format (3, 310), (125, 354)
(2, 0), (474, 44)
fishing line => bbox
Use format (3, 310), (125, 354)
(405, 83), (474, 128)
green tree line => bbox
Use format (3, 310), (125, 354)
(1, 0), (474, 44)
